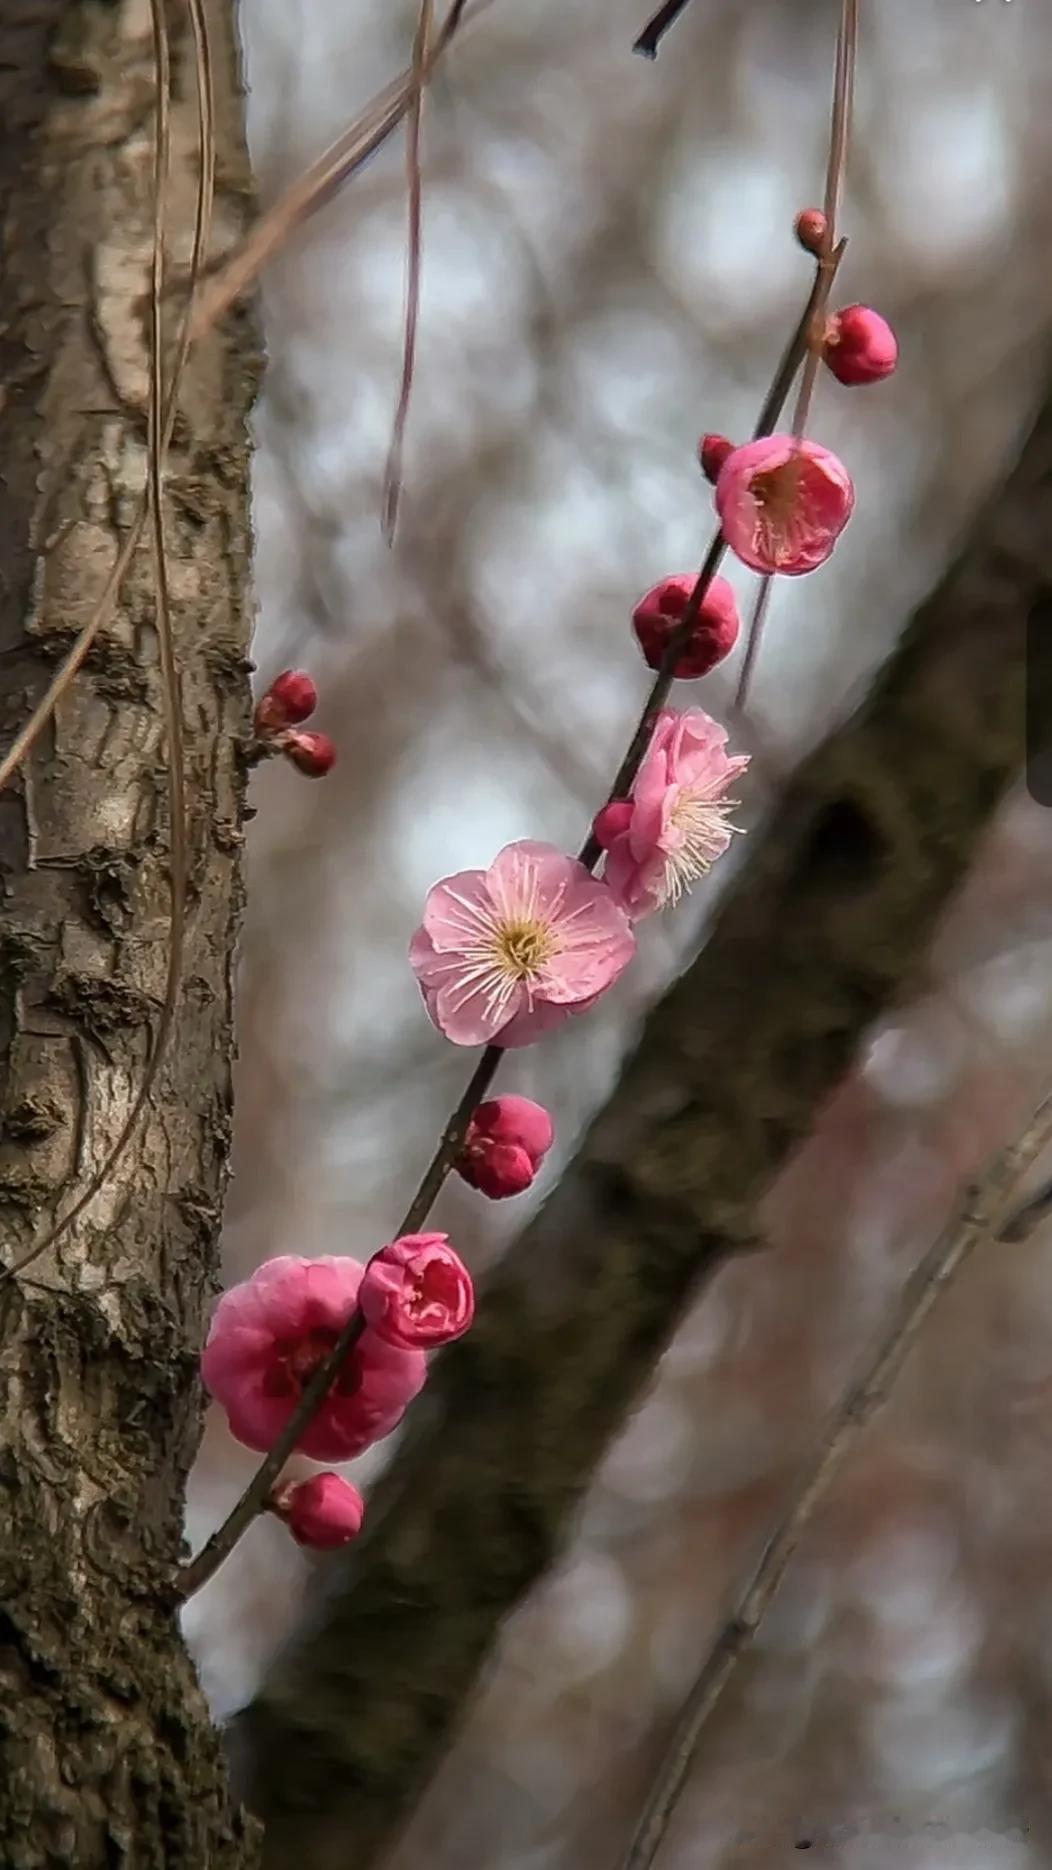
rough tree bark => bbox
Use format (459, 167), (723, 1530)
(237, 376), (1052, 1869)
(0, 2), (259, 1864)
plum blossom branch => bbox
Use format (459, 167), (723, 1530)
(180, 0), (894, 1599)
(618, 1089), (1052, 1870)
(177, 235), (850, 1598)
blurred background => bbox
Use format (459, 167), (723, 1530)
(183, 1), (1052, 1864)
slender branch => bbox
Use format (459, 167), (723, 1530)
(188, 0), (484, 344)
(177, 198), (844, 1600)
(733, 574), (773, 711)
(738, 0), (857, 711)
(233, 349), (1052, 1861)
(381, 0), (433, 544)
(791, 0), (857, 440)
(632, 0), (698, 60)
(618, 1089), (1052, 1870)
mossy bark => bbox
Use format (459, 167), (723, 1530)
(0, 2), (259, 1863)
(237, 380), (1052, 1868)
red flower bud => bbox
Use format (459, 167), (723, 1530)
(360, 1234), (474, 1347)
(822, 305), (898, 386)
(281, 730), (337, 778)
(458, 1095), (554, 1199)
(271, 1472), (365, 1549)
(698, 433), (734, 485)
(794, 208), (828, 256)
(632, 575), (740, 681)
(254, 669), (318, 733)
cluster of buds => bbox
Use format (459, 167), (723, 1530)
(252, 669), (336, 778)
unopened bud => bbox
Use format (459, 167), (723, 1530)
(457, 1095), (554, 1199)
(280, 730), (336, 778)
(631, 574), (740, 680)
(794, 208), (828, 256)
(270, 1472), (365, 1549)
(698, 433), (734, 485)
(254, 669), (318, 733)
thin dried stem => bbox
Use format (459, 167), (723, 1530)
(1, 0), (215, 1282)
(188, 0), (482, 345)
(632, 0), (697, 59)
(733, 574), (773, 711)
(791, 0), (858, 440)
(618, 1088), (1052, 1870)
(382, 0), (433, 544)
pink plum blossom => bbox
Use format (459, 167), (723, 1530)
(594, 708), (748, 918)
(823, 304), (898, 386)
(359, 1234), (474, 1349)
(631, 574), (740, 681)
(714, 434), (854, 576)
(409, 840), (636, 1047)
(200, 1255), (426, 1461)
(271, 1471), (365, 1549)
(457, 1095), (554, 1199)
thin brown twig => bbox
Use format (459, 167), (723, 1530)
(616, 1087), (1052, 1870)
(0, 0), (215, 1283)
(382, 0), (433, 544)
(738, 0), (857, 712)
(177, 210), (851, 1601)
(632, 0), (697, 59)
(733, 574), (773, 711)
(791, 0), (857, 440)
(188, 0), (484, 347)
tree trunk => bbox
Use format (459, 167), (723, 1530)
(0, 2), (258, 1863)
(237, 374), (1052, 1870)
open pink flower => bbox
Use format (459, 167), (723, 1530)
(457, 1095), (554, 1199)
(714, 434), (854, 575)
(271, 1472), (365, 1549)
(201, 1255), (426, 1461)
(409, 840), (636, 1047)
(359, 1234), (474, 1348)
(594, 708), (748, 918)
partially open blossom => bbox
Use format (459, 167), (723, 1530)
(271, 1472), (365, 1549)
(794, 207), (827, 256)
(595, 708), (748, 918)
(281, 729), (337, 778)
(409, 840), (635, 1047)
(823, 304), (898, 386)
(632, 575), (740, 681)
(201, 1255), (426, 1460)
(457, 1095), (554, 1199)
(714, 434), (854, 576)
(697, 433), (734, 484)
(254, 669), (318, 733)
(360, 1234), (474, 1348)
